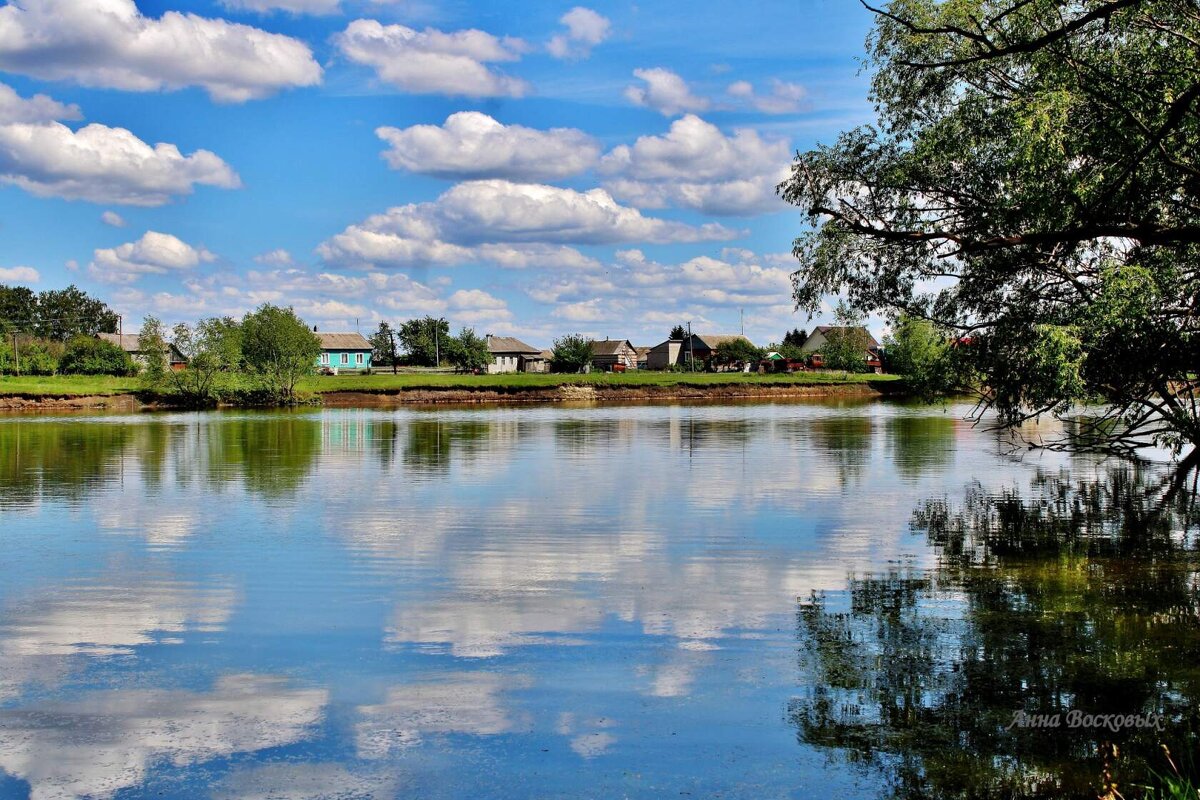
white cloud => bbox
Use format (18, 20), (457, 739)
(727, 78), (806, 114)
(0, 84), (241, 206)
(0, 266), (39, 283)
(318, 179), (737, 268)
(0, 81), (80, 124)
(599, 115), (790, 216)
(335, 19), (528, 97)
(547, 7), (610, 60)
(376, 112), (599, 181)
(624, 68), (710, 116)
(100, 210), (126, 227)
(91, 231), (217, 284)
(220, 0), (342, 14)
(254, 248), (294, 265)
(0, 0), (322, 103)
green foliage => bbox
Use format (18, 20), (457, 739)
(445, 327), (492, 372)
(33, 285), (119, 340)
(369, 322), (399, 373)
(0, 285), (36, 334)
(669, 324), (687, 340)
(883, 315), (957, 399)
(821, 302), (873, 373)
(167, 317), (243, 405)
(551, 334), (593, 373)
(714, 337), (764, 365)
(398, 317), (449, 367)
(58, 336), (130, 376)
(782, 328), (808, 349)
(781, 0), (1200, 458)
(138, 316), (169, 389)
(241, 304), (320, 403)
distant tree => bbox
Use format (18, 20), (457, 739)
(168, 317), (243, 404)
(369, 321), (400, 374)
(446, 327), (492, 372)
(552, 334), (593, 373)
(241, 304), (320, 403)
(669, 324), (687, 340)
(58, 336), (132, 376)
(398, 316), (449, 367)
(822, 302), (872, 373)
(0, 285), (36, 334)
(715, 338), (765, 367)
(883, 314), (958, 399)
(138, 316), (169, 389)
(782, 328), (808, 349)
(774, 343), (804, 360)
(34, 286), (119, 341)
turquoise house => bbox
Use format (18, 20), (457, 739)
(316, 332), (373, 372)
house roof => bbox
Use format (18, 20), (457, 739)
(97, 333), (185, 361)
(316, 332), (371, 350)
(634, 346), (652, 358)
(812, 326), (880, 350)
(538, 349), (554, 360)
(97, 333), (144, 352)
(486, 335), (540, 354)
(589, 339), (633, 356)
(692, 334), (752, 350)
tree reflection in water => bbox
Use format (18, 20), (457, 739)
(791, 467), (1200, 799)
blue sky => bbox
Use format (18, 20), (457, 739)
(0, 0), (877, 347)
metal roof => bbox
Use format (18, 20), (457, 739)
(316, 332), (372, 350)
(486, 335), (540, 354)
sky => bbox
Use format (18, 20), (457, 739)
(0, 0), (878, 348)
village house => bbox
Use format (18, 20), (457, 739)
(589, 338), (638, 371)
(98, 333), (188, 370)
(800, 325), (882, 371)
(486, 334), (541, 373)
(646, 334), (755, 370)
(315, 332), (373, 372)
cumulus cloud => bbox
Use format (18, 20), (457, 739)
(0, 266), (39, 283)
(624, 68), (710, 116)
(100, 210), (126, 227)
(547, 7), (610, 60)
(0, 81), (80, 124)
(727, 78), (806, 114)
(599, 115), (790, 215)
(376, 112), (599, 181)
(254, 248), (294, 265)
(317, 179), (738, 268)
(0, 0), (322, 103)
(220, 0), (342, 14)
(0, 120), (241, 205)
(335, 19), (528, 97)
(90, 231), (217, 283)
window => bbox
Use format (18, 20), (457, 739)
(341, 353), (349, 365)
(320, 353), (329, 365)
(356, 353), (364, 365)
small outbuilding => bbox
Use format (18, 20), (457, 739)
(589, 338), (638, 371)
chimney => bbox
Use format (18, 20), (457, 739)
(313, 325), (318, 332)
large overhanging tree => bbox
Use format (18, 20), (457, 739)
(781, 0), (1200, 478)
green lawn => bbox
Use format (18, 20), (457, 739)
(301, 370), (899, 393)
(0, 370), (900, 398)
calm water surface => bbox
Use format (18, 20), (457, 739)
(0, 400), (1196, 799)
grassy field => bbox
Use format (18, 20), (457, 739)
(0, 370), (899, 398)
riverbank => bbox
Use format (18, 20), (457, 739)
(0, 372), (905, 411)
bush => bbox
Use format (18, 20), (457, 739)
(59, 336), (135, 376)
(0, 338), (61, 375)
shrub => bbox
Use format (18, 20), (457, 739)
(59, 336), (134, 376)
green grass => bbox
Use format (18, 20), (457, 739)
(299, 370), (899, 393)
(0, 374), (142, 396)
(0, 370), (900, 399)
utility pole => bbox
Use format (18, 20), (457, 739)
(740, 308), (744, 336)
(434, 320), (440, 367)
(687, 321), (693, 372)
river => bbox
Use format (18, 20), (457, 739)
(0, 400), (1196, 799)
